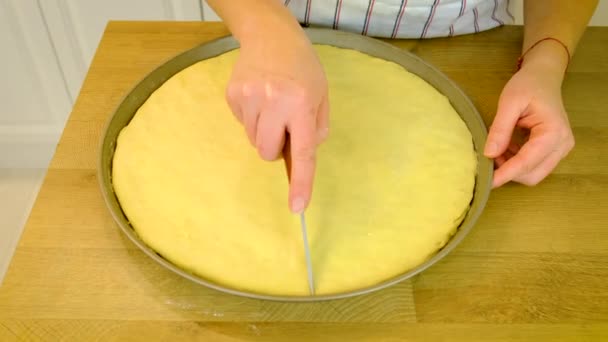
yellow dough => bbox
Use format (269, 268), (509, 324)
(112, 45), (477, 296)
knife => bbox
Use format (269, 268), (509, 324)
(282, 135), (315, 296)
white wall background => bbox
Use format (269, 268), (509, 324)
(0, 0), (203, 168)
(0, 1), (72, 168)
(40, 0), (202, 101)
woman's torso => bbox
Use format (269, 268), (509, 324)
(284, 0), (514, 38)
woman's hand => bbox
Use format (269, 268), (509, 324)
(485, 46), (574, 188)
(226, 27), (329, 213)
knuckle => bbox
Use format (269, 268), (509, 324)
(565, 136), (575, 151)
(524, 179), (540, 186)
(559, 128), (572, 140)
(290, 87), (315, 111)
(554, 127), (575, 156)
(292, 85), (309, 100)
(522, 162), (534, 175)
(317, 127), (330, 143)
(256, 138), (280, 161)
(226, 83), (239, 102)
(257, 145), (278, 161)
(227, 80), (260, 98)
(519, 176), (541, 187)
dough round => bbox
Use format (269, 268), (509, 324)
(112, 45), (476, 296)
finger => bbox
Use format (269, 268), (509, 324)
(494, 142), (518, 168)
(514, 149), (563, 186)
(241, 85), (263, 146)
(493, 141), (518, 169)
(287, 110), (317, 213)
(243, 110), (260, 146)
(316, 96), (330, 144)
(484, 94), (528, 158)
(225, 83), (243, 123)
(255, 110), (286, 161)
(492, 134), (558, 188)
(494, 149), (515, 168)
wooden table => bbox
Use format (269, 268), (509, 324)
(1, 22), (607, 341)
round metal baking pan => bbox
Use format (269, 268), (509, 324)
(98, 28), (493, 302)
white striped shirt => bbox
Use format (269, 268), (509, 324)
(284, 0), (514, 38)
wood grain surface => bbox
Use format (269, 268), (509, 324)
(0, 22), (607, 341)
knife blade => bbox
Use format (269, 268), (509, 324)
(299, 211), (315, 295)
(282, 134), (315, 295)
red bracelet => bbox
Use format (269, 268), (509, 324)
(516, 37), (571, 71)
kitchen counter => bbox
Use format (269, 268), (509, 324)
(0, 22), (607, 341)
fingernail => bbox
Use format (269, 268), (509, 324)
(291, 197), (306, 214)
(484, 141), (498, 156)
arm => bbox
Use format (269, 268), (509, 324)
(522, 0), (598, 61)
(206, 0), (301, 44)
(485, 0), (598, 187)
(206, 1), (330, 213)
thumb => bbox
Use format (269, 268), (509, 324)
(485, 90), (528, 158)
